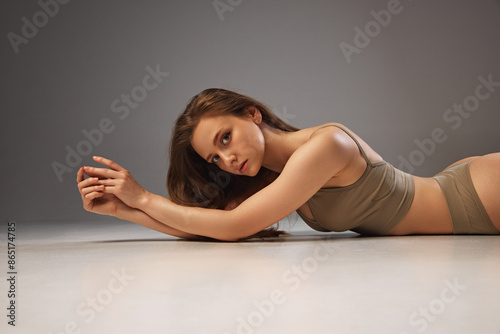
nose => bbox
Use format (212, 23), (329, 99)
(219, 152), (237, 170)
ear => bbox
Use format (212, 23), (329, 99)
(246, 106), (262, 124)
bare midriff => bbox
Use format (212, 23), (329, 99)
(386, 176), (453, 235)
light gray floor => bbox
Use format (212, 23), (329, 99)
(1, 216), (499, 334)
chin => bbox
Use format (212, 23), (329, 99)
(248, 165), (261, 177)
(248, 171), (259, 177)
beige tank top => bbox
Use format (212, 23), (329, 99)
(296, 124), (415, 235)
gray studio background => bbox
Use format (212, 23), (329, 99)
(1, 0), (499, 224)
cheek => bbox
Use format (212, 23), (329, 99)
(250, 130), (265, 157)
(252, 126), (265, 146)
(236, 124), (265, 153)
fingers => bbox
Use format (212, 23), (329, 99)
(83, 166), (121, 179)
(81, 184), (105, 196)
(82, 185), (105, 200)
(95, 178), (115, 186)
(85, 191), (104, 202)
(93, 156), (127, 172)
(77, 175), (99, 191)
(77, 156), (127, 185)
(76, 167), (85, 183)
(77, 175), (104, 208)
(76, 157), (127, 207)
(77, 166), (108, 185)
(77, 174), (109, 195)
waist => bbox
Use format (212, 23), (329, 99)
(386, 176), (453, 235)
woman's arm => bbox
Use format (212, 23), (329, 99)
(115, 205), (204, 240)
(87, 126), (355, 241)
(77, 167), (201, 240)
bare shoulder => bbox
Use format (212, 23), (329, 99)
(305, 122), (360, 156)
(303, 122), (383, 164)
(288, 122), (361, 173)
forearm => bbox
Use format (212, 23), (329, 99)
(85, 156), (242, 240)
(115, 205), (203, 240)
(138, 191), (239, 241)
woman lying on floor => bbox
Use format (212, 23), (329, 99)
(77, 88), (500, 241)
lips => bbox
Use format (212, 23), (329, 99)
(239, 160), (248, 173)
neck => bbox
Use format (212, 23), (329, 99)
(260, 123), (301, 173)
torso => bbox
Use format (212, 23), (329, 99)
(295, 123), (453, 235)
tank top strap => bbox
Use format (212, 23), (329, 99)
(308, 124), (373, 165)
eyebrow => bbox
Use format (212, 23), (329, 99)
(206, 128), (223, 162)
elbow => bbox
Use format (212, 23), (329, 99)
(206, 209), (248, 242)
(204, 209), (256, 242)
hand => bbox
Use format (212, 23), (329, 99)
(77, 167), (129, 216)
(83, 156), (149, 209)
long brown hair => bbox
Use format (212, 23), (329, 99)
(167, 88), (299, 239)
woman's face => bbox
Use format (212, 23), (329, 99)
(191, 111), (264, 176)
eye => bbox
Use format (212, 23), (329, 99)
(211, 132), (230, 164)
(221, 132), (230, 145)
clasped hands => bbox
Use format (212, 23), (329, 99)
(77, 156), (148, 216)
